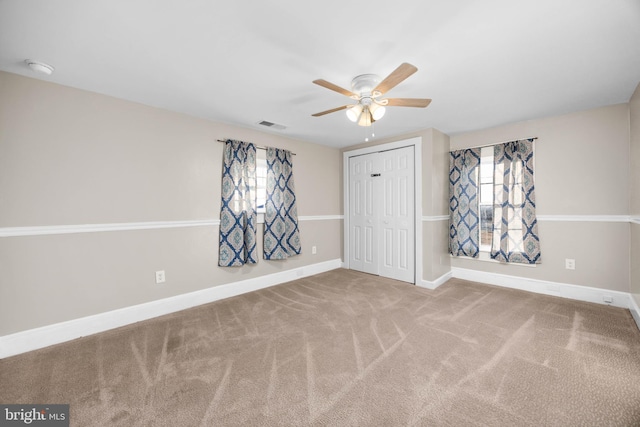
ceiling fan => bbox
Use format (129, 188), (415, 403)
(312, 62), (431, 127)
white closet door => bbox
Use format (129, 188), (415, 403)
(349, 154), (379, 276)
(348, 146), (415, 283)
(378, 146), (415, 283)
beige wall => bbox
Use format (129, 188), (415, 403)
(422, 129), (450, 217)
(630, 82), (640, 307)
(450, 104), (631, 292)
(422, 129), (451, 282)
(3, 69), (636, 336)
(0, 72), (343, 335)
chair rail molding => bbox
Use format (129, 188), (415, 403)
(0, 215), (344, 238)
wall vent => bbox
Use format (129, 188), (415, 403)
(257, 120), (287, 131)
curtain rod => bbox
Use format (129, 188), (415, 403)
(216, 139), (296, 155)
(451, 137), (538, 151)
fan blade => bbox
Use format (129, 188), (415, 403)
(313, 79), (358, 98)
(374, 63), (418, 95)
(385, 98), (432, 108)
(312, 105), (351, 117)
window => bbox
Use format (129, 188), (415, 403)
(451, 140), (539, 265)
(256, 150), (267, 214)
(479, 146), (493, 251)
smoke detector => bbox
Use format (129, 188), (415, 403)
(25, 60), (54, 75)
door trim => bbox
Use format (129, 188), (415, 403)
(343, 137), (422, 284)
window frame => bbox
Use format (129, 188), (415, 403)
(252, 150), (267, 225)
(256, 150), (267, 215)
(479, 146), (494, 253)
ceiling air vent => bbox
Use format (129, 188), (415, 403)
(257, 120), (287, 131)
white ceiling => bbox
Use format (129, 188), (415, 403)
(1, 0), (639, 148)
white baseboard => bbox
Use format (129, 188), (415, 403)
(451, 267), (632, 309)
(629, 295), (640, 332)
(418, 271), (453, 290)
(0, 259), (342, 359)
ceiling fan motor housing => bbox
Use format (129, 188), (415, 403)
(351, 74), (381, 97)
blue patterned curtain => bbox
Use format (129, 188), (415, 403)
(264, 147), (301, 260)
(449, 148), (481, 257)
(490, 139), (541, 264)
(218, 140), (258, 267)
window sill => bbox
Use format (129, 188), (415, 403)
(451, 251), (537, 268)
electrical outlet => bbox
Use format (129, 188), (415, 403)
(155, 270), (166, 284)
(312, 246), (317, 255)
(565, 259), (575, 270)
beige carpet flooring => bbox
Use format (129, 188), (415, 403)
(1, 269), (640, 426)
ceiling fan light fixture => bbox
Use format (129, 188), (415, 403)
(370, 103), (386, 121)
(346, 104), (363, 122)
(357, 107), (372, 127)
